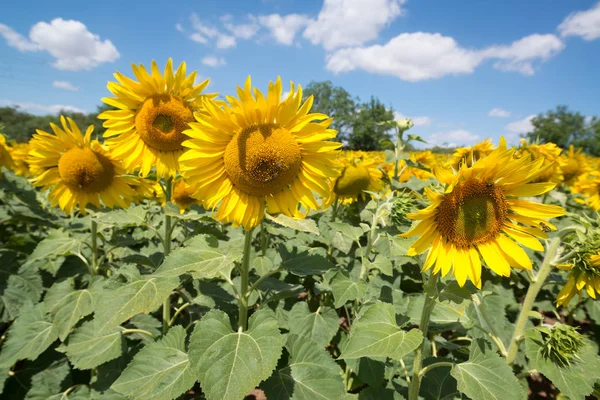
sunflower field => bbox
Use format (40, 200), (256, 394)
(1, 60), (600, 400)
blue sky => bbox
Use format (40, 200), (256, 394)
(1, 0), (599, 147)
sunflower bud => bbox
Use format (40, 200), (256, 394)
(538, 324), (584, 367)
(391, 192), (416, 226)
(395, 118), (414, 131)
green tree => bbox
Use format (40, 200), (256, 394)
(526, 105), (600, 155)
(348, 97), (394, 151)
(303, 81), (356, 144)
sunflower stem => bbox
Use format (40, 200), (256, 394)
(360, 211), (379, 280)
(471, 293), (508, 357)
(506, 236), (560, 365)
(90, 219), (98, 276)
(419, 361), (455, 378)
(238, 228), (254, 331)
(408, 272), (439, 400)
(162, 178), (173, 335)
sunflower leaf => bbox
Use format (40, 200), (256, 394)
(330, 271), (368, 308)
(288, 302), (339, 348)
(61, 321), (125, 370)
(266, 213), (320, 235)
(188, 308), (285, 400)
(24, 230), (83, 267)
(339, 301), (422, 360)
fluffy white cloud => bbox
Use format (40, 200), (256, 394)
(482, 34), (564, 75)
(202, 56), (226, 67)
(327, 32), (564, 81)
(505, 115), (535, 134)
(394, 111), (431, 126)
(327, 32), (482, 81)
(558, 2), (600, 40)
(0, 99), (86, 114)
(175, 23), (184, 32)
(189, 13), (242, 49)
(52, 80), (79, 91)
(216, 34), (236, 49)
(427, 130), (481, 147)
(488, 108), (511, 118)
(0, 19), (119, 71)
(303, 0), (405, 50)
(259, 14), (311, 45)
(223, 18), (260, 40)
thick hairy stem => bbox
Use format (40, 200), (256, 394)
(90, 219), (98, 276)
(162, 178), (173, 335)
(238, 228), (254, 331)
(408, 273), (439, 400)
(506, 237), (560, 365)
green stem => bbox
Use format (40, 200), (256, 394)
(360, 211), (379, 280)
(260, 219), (267, 256)
(169, 303), (191, 327)
(162, 178), (173, 335)
(419, 361), (454, 377)
(505, 237), (560, 365)
(408, 273), (439, 400)
(238, 228), (254, 331)
(90, 219), (98, 276)
(471, 293), (508, 357)
(122, 328), (155, 338)
(331, 198), (340, 222)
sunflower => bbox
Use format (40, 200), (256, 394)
(332, 152), (385, 204)
(556, 253), (600, 307)
(402, 138), (565, 288)
(98, 59), (217, 178)
(559, 145), (590, 186)
(0, 133), (14, 177)
(179, 77), (341, 230)
(572, 172), (600, 210)
(514, 139), (563, 184)
(28, 116), (141, 214)
(449, 138), (494, 170)
(154, 178), (199, 213)
(399, 150), (437, 182)
(8, 141), (31, 177)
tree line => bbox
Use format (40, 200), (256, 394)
(1, 82), (599, 154)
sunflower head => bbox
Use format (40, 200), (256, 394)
(179, 76), (341, 230)
(8, 141), (31, 177)
(28, 116), (141, 214)
(403, 137), (565, 288)
(572, 171), (600, 211)
(537, 324), (585, 367)
(559, 145), (590, 187)
(449, 138), (494, 170)
(515, 139), (563, 184)
(556, 250), (600, 307)
(332, 152), (385, 204)
(0, 133), (14, 176)
(154, 178), (199, 213)
(99, 59), (217, 178)
(398, 150), (436, 182)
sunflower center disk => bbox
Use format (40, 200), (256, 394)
(436, 178), (507, 248)
(224, 124), (302, 196)
(334, 165), (371, 196)
(135, 94), (194, 152)
(58, 147), (114, 193)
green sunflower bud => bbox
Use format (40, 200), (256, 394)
(538, 324), (585, 368)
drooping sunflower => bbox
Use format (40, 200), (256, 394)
(556, 253), (600, 307)
(514, 139), (563, 184)
(559, 145), (590, 187)
(330, 152), (385, 204)
(449, 138), (494, 170)
(98, 59), (217, 178)
(28, 116), (141, 214)
(572, 171), (600, 210)
(0, 133), (14, 176)
(179, 77), (341, 230)
(8, 141), (31, 177)
(402, 138), (565, 288)
(154, 178), (199, 213)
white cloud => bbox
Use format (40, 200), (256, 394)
(327, 32), (564, 81)
(189, 13), (242, 49)
(327, 32), (482, 81)
(505, 115), (536, 134)
(223, 17), (260, 40)
(482, 34), (564, 75)
(394, 111), (431, 126)
(259, 14), (311, 45)
(0, 19), (119, 71)
(427, 130), (481, 147)
(216, 34), (236, 49)
(558, 2), (600, 40)
(52, 80), (79, 91)
(488, 108), (511, 118)
(190, 33), (208, 44)
(303, 0), (405, 50)
(202, 56), (226, 67)
(175, 23), (184, 32)
(0, 99), (86, 114)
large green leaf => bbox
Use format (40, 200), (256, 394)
(0, 260), (43, 322)
(525, 328), (600, 400)
(44, 279), (95, 341)
(266, 213), (320, 234)
(330, 271), (368, 308)
(25, 359), (70, 400)
(112, 326), (196, 400)
(93, 276), (179, 333)
(94, 206), (147, 227)
(154, 235), (242, 280)
(263, 335), (345, 400)
(280, 246), (333, 276)
(420, 358), (459, 400)
(340, 302), (422, 360)
(288, 302), (339, 348)
(61, 321), (125, 370)
(188, 308), (285, 400)
(451, 340), (525, 400)
(24, 230), (82, 267)
(0, 303), (58, 368)
(328, 222), (364, 243)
